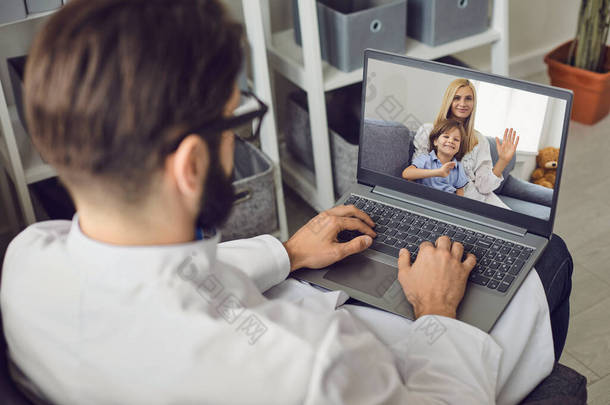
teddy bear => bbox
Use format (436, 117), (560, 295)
(531, 147), (559, 189)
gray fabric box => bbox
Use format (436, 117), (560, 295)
(25, 0), (61, 13)
(407, 0), (489, 46)
(285, 86), (361, 197)
(293, 0), (407, 72)
(0, 1), (27, 25)
(220, 138), (278, 242)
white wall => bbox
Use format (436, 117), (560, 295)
(472, 81), (554, 154)
(540, 97), (567, 149)
(455, 0), (582, 76)
(363, 59), (453, 126)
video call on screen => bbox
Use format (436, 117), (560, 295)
(360, 59), (567, 220)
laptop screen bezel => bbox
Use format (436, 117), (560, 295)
(358, 50), (573, 239)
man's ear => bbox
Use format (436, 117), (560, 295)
(169, 134), (209, 199)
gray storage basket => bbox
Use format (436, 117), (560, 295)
(293, 0), (407, 72)
(0, 0), (27, 25)
(407, 0), (489, 46)
(24, 0), (61, 13)
(285, 86), (360, 197)
(220, 138), (278, 241)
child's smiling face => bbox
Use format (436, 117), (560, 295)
(434, 127), (462, 157)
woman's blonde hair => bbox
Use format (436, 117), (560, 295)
(434, 78), (478, 153)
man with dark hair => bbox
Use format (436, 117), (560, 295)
(0, 0), (572, 404)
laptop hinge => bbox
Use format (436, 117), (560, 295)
(371, 186), (528, 238)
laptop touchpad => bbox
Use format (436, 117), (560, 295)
(323, 255), (397, 298)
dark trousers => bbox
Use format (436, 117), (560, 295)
(534, 234), (573, 362)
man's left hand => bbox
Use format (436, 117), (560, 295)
(283, 205), (376, 272)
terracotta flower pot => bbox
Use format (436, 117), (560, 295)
(544, 40), (610, 125)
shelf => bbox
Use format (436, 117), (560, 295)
(267, 0), (508, 214)
(268, 28), (502, 92)
(234, 95), (259, 115)
(0, 9), (57, 29)
(279, 143), (326, 212)
(6, 106), (56, 184)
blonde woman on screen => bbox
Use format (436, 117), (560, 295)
(413, 78), (519, 208)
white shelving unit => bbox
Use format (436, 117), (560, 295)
(242, 0), (289, 240)
(0, 9), (56, 30)
(0, 1), (289, 241)
(262, 0), (510, 212)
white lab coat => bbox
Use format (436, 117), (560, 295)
(0, 218), (553, 404)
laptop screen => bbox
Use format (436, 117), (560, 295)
(358, 51), (572, 237)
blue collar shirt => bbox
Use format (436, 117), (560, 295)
(410, 150), (469, 193)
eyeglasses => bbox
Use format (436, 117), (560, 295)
(228, 90), (268, 141)
(171, 90), (268, 151)
(195, 90), (268, 140)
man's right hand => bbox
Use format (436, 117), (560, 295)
(283, 205), (376, 272)
(397, 236), (476, 319)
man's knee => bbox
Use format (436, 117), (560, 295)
(549, 234), (573, 278)
(534, 234), (573, 304)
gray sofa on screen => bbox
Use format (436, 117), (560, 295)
(361, 119), (553, 219)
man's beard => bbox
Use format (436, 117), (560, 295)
(196, 157), (235, 233)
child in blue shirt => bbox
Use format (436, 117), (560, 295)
(402, 119), (469, 195)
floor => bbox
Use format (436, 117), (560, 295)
(510, 72), (610, 405)
(0, 71), (609, 403)
(550, 110), (610, 403)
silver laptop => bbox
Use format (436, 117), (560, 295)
(292, 50), (573, 333)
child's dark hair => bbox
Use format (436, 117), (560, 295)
(428, 119), (467, 161)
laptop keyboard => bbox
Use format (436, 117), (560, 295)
(339, 195), (534, 294)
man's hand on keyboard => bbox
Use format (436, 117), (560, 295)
(283, 205), (376, 272)
(397, 236), (476, 319)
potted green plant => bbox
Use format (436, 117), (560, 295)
(544, 0), (610, 125)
